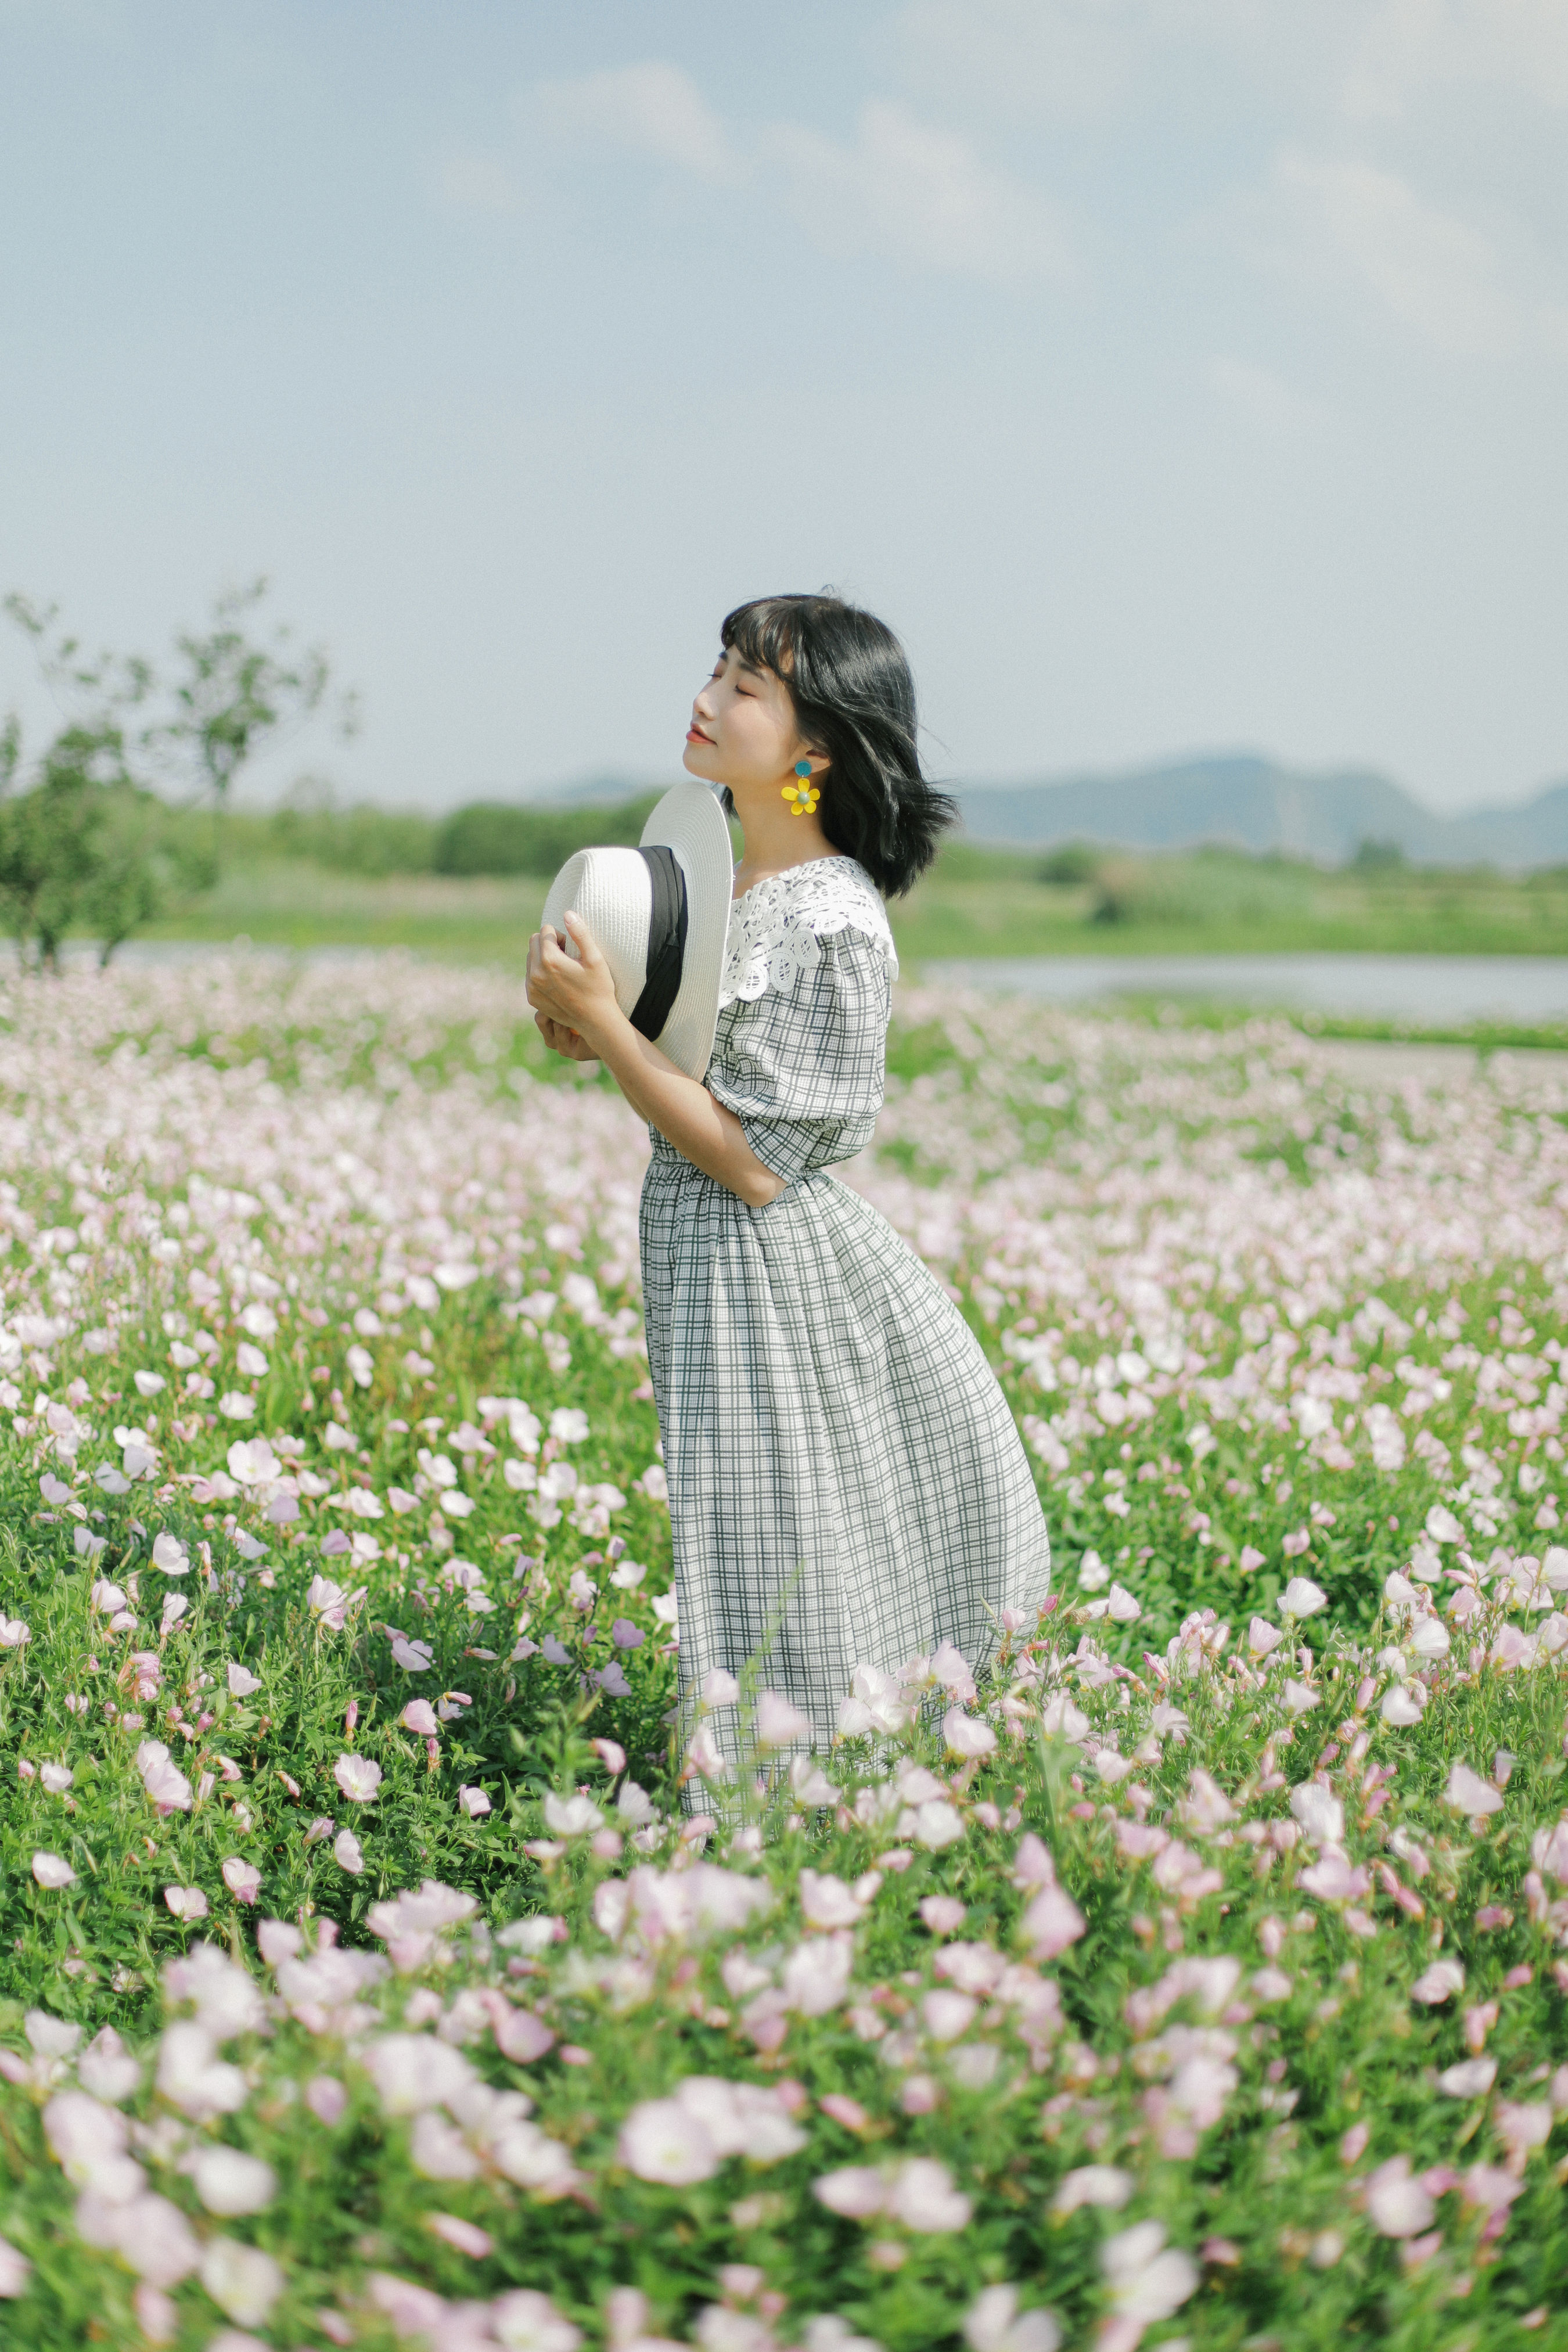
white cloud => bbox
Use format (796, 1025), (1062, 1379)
(505, 64), (1070, 287)
(526, 61), (739, 184)
(1206, 355), (1321, 434)
(764, 100), (1073, 285)
(1278, 150), (1526, 356)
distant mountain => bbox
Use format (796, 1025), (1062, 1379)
(955, 753), (1568, 871)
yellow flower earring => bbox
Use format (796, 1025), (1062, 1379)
(782, 760), (821, 818)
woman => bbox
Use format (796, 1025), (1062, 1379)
(526, 594), (1051, 1756)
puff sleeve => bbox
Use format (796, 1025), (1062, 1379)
(705, 925), (891, 1186)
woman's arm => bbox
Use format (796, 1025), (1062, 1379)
(526, 914), (786, 1209)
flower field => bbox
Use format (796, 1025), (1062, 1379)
(1, 955), (1567, 2351)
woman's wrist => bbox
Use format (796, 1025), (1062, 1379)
(576, 1000), (635, 1067)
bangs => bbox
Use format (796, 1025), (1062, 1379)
(720, 598), (810, 681)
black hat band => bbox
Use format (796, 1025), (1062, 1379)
(630, 845), (688, 1043)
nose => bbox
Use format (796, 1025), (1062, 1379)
(692, 680), (717, 720)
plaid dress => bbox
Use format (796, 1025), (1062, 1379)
(639, 855), (1051, 1756)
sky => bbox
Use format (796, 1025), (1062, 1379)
(1, 0), (1565, 814)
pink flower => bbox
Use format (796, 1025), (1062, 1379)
(1365, 2155), (1436, 2238)
(943, 1707), (998, 1759)
(889, 2157), (971, 2232)
(458, 1786), (491, 1819)
(305, 2076), (347, 2125)
(31, 1853), (75, 1889)
(1018, 1884), (1086, 1959)
(333, 1754), (382, 1804)
(164, 1886), (208, 1922)
(922, 1989), (979, 2043)
(754, 1691), (812, 1749)
(400, 1700), (440, 1736)
(333, 1830), (365, 1875)
(930, 1642), (977, 1702)
(221, 1858), (261, 1905)
(799, 1871), (867, 1930)
(920, 1895), (967, 1934)
(1445, 1761), (1504, 1817)
(428, 2213), (492, 2258)
(0, 2239), (29, 2299)
(814, 2166), (887, 2220)
(819, 2094), (871, 2133)
(1411, 1960), (1465, 2005)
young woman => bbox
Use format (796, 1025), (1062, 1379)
(525, 594), (1051, 1756)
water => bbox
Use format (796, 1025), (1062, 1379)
(918, 952), (1568, 1026)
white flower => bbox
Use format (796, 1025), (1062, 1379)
(1381, 1682), (1426, 1726)
(1288, 1783), (1343, 1846)
(1101, 2220), (1199, 2327)
(226, 1662), (261, 1698)
(31, 1853), (75, 1889)
(192, 2146), (276, 2216)
(913, 1799), (967, 1851)
(1279, 1577), (1326, 1619)
(943, 1707), (998, 1759)
(618, 2097), (721, 2185)
(217, 1392), (255, 1420)
(549, 1408), (589, 1443)
(1425, 1504), (1463, 1545)
(333, 1829), (365, 1874)
(1364, 2155), (1434, 2238)
(199, 2238), (284, 2326)
(1051, 2166), (1134, 2214)
(542, 1793), (602, 1837)
(134, 1369), (166, 1397)
(1437, 2058), (1497, 2098)
(889, 2157), (972, 2232)
(150, 1532), (189, 1576)
(963, 2283), (1060, 2352)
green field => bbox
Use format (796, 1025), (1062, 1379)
(129, 834), (1568, 973)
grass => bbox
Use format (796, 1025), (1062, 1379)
(88, 831), (1568, 977)
(0, 960), (1566, 2346)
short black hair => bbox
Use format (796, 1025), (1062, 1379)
(720, 592), (956, 897)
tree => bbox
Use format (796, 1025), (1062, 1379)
(0, 584), (352, 966)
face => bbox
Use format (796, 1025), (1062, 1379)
(682, 644), (822, 807)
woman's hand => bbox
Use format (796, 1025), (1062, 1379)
(533, 1013), (600, 1062)
(526, 913), (623, 1055)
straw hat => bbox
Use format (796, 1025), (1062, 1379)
(538, 782), (735, 1080)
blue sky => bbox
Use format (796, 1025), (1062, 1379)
(2, 0), (1565, 812)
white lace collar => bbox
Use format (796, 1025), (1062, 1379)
(718, 855), (899, 1009)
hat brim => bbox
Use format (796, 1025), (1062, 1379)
(637, 782), (735, 1081)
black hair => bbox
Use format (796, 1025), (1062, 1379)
(719, 592), (956, 898)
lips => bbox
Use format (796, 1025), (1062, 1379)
(686, 725), (713, 744)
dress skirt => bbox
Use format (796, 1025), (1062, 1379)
(637, 857), (1052, 1757)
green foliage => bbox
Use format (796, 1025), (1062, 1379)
(433, 794), (665, 879)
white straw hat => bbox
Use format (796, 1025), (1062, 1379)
(538, 782), (735, 1081)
